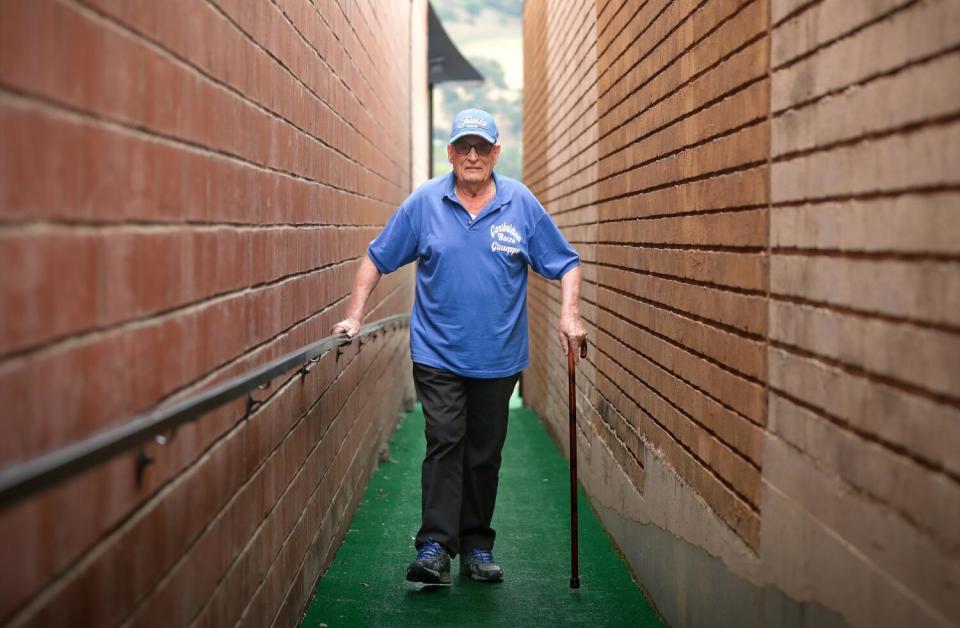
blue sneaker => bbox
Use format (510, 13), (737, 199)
(460, 548), (503, 582)
(406, 538), (451, 585)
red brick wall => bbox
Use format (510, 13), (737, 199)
(0, 1), (423, 625)
(524, 1), (959, 625)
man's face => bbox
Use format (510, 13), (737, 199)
(447, 135), (500, 186)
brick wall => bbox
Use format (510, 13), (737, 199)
(524, 1), (959, 626)
(0, 1), (425, 626)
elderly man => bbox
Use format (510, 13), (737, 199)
(332, 108), (585, 585)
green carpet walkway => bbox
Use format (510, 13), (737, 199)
(300, 391), (665, 627)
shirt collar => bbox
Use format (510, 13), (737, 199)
(441, 171), (514, 207)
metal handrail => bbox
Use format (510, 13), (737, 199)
(0, 314), (410, 509)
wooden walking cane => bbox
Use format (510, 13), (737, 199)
(568, 337), (587, 589)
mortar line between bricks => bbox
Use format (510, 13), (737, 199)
(595, 0), (669, 85)
(530, 92), (765, 197)
(548, 5), (596, 100)
(596, 0), (619, 33)
(594, 322), (765, 454)
(596, 0), (759, 123)
(765, 430), (960, 567)
(322, 0), (390, 119)
(582, 411), (759, 555)
(362, 1), (414, 117)
(771, 41), (960, 117)
(768, 385), (960, 487)
(328, 0), (399, 120)
(234, 0), (400, 174)
(176, 334), (408, 626)
(281, 418), (373, 628)
(768, 292), (960, 335)
(596, 242), (767, 254)
(595, 0), (632, 49)
(365, 0), (391, 47)
(769, 247), (960, 262)
(520, 115), (596, 189)
(545, 0), (591, 76)
(770, 0), (920, 73)
(286, 401), (381, 628)
(536, 95), (767, 203)
(341, 0), (402, 114)
(512, 66), (598, 187)
(2, 334), (366, 628)
(0, 256), (361, 364)
(596, 260), (768, 297)
(66, 0), (408, 193)
(593, 81), (768, 176)
(772, 110), (960, 164)
(595, 298), (767, 387)
(251, 0), (400, 162)
(770, 183), (960, 207)
(534, 3), (596, 125)
(120, 333), (397, 628)
(761, 480), (954, 626)
(592, 348), (762, 510)
(593, 388), (647, 473)
(540, 160), (769, 218)
(769, 0), (822, 29)
(769, 338), (960, 410)
(0, 221), (386, 233)
(1, 280), (406, 440)
(141, 282), (408, 445)
(0, 87), (400, 210)
(3, 299), (409, 627)
(597, 0), (708, 102)
(765, 0), (773, 466)
(594, 204), (769, 223)
(534, 280), (763, 433)
(229, 334), (399, 628)
(260, 339), (406, 628)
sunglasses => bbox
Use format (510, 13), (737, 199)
(452, 138), (494, 156)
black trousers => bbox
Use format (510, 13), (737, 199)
(412, 362), (520, 557)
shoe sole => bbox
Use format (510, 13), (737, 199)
(406, 564), (452, 586)
(459, 566), (503, 583)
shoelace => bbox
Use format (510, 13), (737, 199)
(416, 540), (443, 560)
(470, 548), (494, 564)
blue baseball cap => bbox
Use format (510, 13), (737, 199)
(450, 108), (499, 144)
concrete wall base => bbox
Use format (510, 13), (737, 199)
(594, 502), (845, 628)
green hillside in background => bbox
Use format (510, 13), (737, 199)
(431, 0), (524, 180)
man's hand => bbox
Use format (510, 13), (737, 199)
(332, 316), (362, 338)
(559, 313), (587, 364)
(331, 256), (382, 340)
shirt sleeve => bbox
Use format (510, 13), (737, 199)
(529, 212), (580, 280)
(367, 205), (419, 274)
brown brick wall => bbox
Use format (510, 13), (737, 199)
(524, 0), (606, 507)
(765, 0), (960, 624)
(0, 1), (424, 626)
(525, 0), (768, 546)
(524, 0), (959, 625)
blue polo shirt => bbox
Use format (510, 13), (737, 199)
(367, 172), (580, 378)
